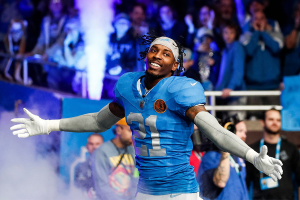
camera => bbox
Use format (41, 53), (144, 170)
(191, 115), (240, 152)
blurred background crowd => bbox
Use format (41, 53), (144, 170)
(0, 0), (299, 199)
(0, 0), (299, 119)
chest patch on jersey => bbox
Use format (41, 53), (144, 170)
(154, 99), (167, 113)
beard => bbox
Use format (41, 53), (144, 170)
(120, 139), (132, 147)
(264, 126), (280, 135)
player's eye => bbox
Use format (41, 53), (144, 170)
(164, 53), (169, 57)
(151, 48), (157, 52)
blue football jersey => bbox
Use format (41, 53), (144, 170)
(114, 71), (206, 195)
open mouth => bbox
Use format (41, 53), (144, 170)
(149, 62), (161, 69)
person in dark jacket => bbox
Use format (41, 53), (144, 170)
(153, 4), (188, 47)
(102, 13), (137, 99)
(190, 27), (221, 91)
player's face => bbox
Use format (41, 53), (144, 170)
(235, 121), (247, 142)
(86, 135), (104, 154)
(145, 44), (179, 78)
(263, 110), (281, 134)
(117, 125), (133, 146)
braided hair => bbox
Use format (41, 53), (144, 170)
(138, 33), (185, 76)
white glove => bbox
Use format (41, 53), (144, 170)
(252, 145), (283, 181)
(10, 108), (52, 138)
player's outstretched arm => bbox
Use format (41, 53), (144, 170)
(186, 105), (283, 181)
(10, 102), (125, 138)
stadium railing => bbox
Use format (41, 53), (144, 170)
(204, 91), (282, 116)
(0, 52), (282, 110)
(0, 52), (88, 98)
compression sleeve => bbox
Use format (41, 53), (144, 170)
(194, 111), (252, 160)
(58, 104), (121, 133)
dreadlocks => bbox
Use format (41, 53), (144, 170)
(138, 33), (185, 76)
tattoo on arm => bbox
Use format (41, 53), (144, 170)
(185, 105), (208, 121)
(213, 152), (230, 188)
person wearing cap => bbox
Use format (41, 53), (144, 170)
(11, 34), (283, 200)
(181, 48), (199, 82)
(190, 27), (221, 91)
(102, 13), (137, 99)
(91, 118), (138, 200)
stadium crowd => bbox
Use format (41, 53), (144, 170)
(0, 0), (299, 112)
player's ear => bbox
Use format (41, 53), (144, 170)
(172, 61), (179, 72)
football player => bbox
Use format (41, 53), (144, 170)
(10, 35), (283, 200)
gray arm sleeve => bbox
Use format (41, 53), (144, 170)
(194, 111), (251, 159)
(59, 105), (121, 132)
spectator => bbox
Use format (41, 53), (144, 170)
(129, 3), (149, 36)
(235, 0), (265, 29)
(240, 11), (283, 118)
(29, 0), (67, 57)
(75, 133), (104, 196)
(240, 0), (281, 34)
(0, 0), (33, 42)
(102, 13), (137, 99)
(246, 108), (300, 200)
(215, 22), (246, 120)
(155, 4), (188, 46)
(91, 118), (138, 200)
(214, 0), (240, 49)
(25, 0), (67, 86)
(129, 3), (150, 72)
(197, 116), (249, 200)
(181, 48), (199, 81)
(190, 27), (221, 91)
(1, 19), (28, 83)
(184, 5), (215, 48)
(216, 0), (238, 22)
(47, 17), (86, 94)
(282, 3), (300, 77)
(198, 4), (215, 30)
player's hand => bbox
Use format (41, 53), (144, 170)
(10, 108), (49, 138)
(222, 88), (232, 98)
(253, 145), (283, 181)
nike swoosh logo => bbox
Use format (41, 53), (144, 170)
(190, 82), (197, 86)
(170, 193), (181, 198)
